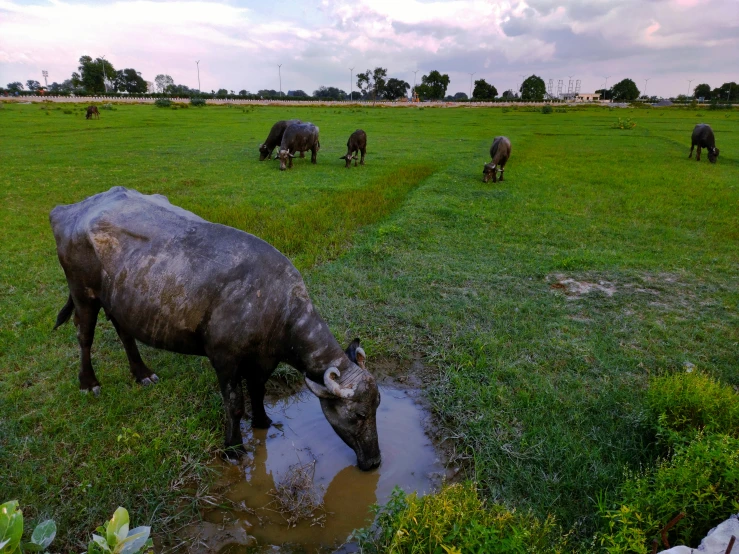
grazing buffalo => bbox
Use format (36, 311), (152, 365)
(86, 106), (100, 120)
(483, 136), (511, 183)
(278, 123), (320, 170)
(340, 129), (367, 168)
(689, 124), (719, 163)
(259, 119), (301, 161)
(50, 187), (381, 470)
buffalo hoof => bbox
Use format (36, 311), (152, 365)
(251, 415), (272, 429)
(140, 377), (153, 386)
(223, 443), (246, 460)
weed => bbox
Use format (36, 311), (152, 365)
(266, 458), (325, 528)
(541, 105), (553, 114)
(190, 97), (206, 107)
(154, 98), (172, 108)
(612, 117), (637, 129)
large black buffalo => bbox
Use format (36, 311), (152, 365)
(278, 123), (320, 170)
(689, 124), (719, 163)
(482, 136), (512, 183)
(50, 187), (381, 470)
(259, 119), (301, 161)
(340, 129), (367, 168)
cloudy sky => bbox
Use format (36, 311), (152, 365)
(1, 0), (737, 97)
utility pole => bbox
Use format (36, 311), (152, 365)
(349, 67), (354, 101)
(100, 55), (108, 93)
(687, 78), (694, 98)
(413, 69), (419, 97)
(728, 83), (733, 102)
(469, 72), (475, 99)
(644, 78), (650, 99)
(42, 70), (48, 87)
(196, 60), (201, 92)
(520, 74), (526, 95)
(278, 64), (282, 97)
(603, 76), (611, 100)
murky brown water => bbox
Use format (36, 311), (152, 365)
(199, 386), (444, 553)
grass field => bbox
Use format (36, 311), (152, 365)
(1, 100), (737, 551)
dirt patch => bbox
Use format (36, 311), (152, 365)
(549, 275), (616, 298)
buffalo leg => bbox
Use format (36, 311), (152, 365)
(216, 367), (246, 457)
(499, 163), (505, 182)
(288, 150), (294, 169)
(245, 373), (272, 429)
(74, 298), (102, 395)
(299, 151), (305, 158)
(311, 146), (317, 164)
(109, 316), (158, 385)
(696, 146), (701, 161)
(360, 148), (366, 165)
(688, 144), (694, 158)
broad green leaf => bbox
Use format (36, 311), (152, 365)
(92, 534), (111, 553)
(0, 501), (22, 554)
(0, 539), (10, 551)
(114, 528), (150, 554)
(30, 520), (56, 549)
(21, 542), (43, 552)
(106, 508), (129, 546)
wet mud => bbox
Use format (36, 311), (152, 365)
(195, 385), (444, 553)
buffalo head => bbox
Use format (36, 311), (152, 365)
(259, 143), (271, 161)
(339, 153), (358, 168)
(278, 149), (295, 171)
(304, 342), (381, 471)
(708, 146), (720, 164)
(482, 162), (496, 183)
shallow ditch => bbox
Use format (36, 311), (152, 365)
(186, 384), (446, 553)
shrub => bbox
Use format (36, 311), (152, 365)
(352, 483), (569, 554)
(62, 109), (73, 115)
(100, 103), (114, 110)
(190, 97), (206, 107)
(541, 105), (553, 114)
(555, 107), (567, 113)
(596, 433), (739, 553)
(611, 117), (636, 129)
(0, 500), (56, 554)
(647, 371), (739, 445)
(154, 98), (171, 108)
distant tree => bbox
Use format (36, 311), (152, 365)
(473, 79), (497, 100)
(257, 89), (279, 97)
(714, 82), (738, 101)
(383, 78), (410, 100)
(417, 70), (450, 100)
(238, 89), (248, 96)
(610, 78), (639, 101)
(313, 86), (346, 100)
(595, 88), (612, 100)
(75, 55), (116, 93)
(501, 89), (518, 100)
(26, 80), (41, 91)
(519, 75), (546, 101)
(287, 89), (308, 97)
(356, 67), (388, 103)
(215, 88), (228, 96)
(113, 68), (147, 93)
(693, 83), (711, 100)
(48, 82), (62, 93)
(453, 92), (468, 100)
(6, 81), (23, 93)
(154, 74), (174, 93)
(348, 91), (362, 101)
(165, 83), (192, 95)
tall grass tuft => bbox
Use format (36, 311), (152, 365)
(199, 164), (435, 270)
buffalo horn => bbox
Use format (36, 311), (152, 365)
(324, 367), (355, 398)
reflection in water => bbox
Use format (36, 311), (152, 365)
(205, 386), (442, 552)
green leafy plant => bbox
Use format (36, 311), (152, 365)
(611, 117), (636, 129)
(0, 501), (56, 554)
(154, 98), (171, 108)
(87, 507), (152, 554)
(190, 97), (206, 107)
(541, 105), (553, 114)
(100, 103), (114, 110)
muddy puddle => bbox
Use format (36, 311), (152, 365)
(195, 386), (444, 553)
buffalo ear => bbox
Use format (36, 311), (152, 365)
(345, 338), (361, 364)
(356, 347), (366, 369)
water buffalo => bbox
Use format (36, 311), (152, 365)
(86, 106), (100, 120)
(278, 123), (320, 170)
(483, 136), (511, 183)
(340, 129), (367, 168)
(689, 124), (719, 163)
(50, 187), (381, 470)
(259, 119), (301, 161)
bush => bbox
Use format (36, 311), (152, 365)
(611, 117), (636, 129)
(596, 433), (739, 553)
(190, 97), (206, 107)
(100, 103), (114, 110)
(541, 105), (553, 114)
(154, 98), (171, 108)
(647, 371), (739, 445)
(353, 483), (569, 553)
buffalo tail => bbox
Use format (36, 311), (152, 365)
(54, 294), (74, 330)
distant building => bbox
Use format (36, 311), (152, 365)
(560, 92), (601, 102)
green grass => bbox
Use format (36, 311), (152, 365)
(1, 101), (737, 550)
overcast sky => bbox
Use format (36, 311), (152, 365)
(1, 0), (737, 97)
